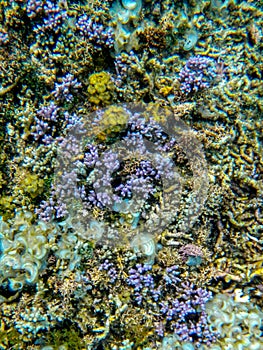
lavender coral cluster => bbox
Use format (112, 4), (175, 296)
(179, 55), (217, 94)
(26, 0), (114, 51)
(96, 261), (218, 347)
(27, 0), (67, 34)
(52, 73), (82, 102)
(83, 110), (175, 210)
(98, 259), (118, 283)
(76, 14), (115, 50)
(31, 73), (81, 142)
(32, 102), (60, 142)
(86, 149), (121, 208)
(126, 264), (217, 346)
(159, 283), (217, 346)
(36, 107), (176, 223)
(115, 159), (160, 200)
(127, 264), (161, 304)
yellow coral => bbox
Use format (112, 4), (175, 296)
(21, 173), (45, 199)
(96, 105), (129, 141)
(15, 169), (45, 199)
(159, 85), (173, 97)
(87, 72), (114, 105)
(0, 172), (4, 190)
(0, 196), (15, 221)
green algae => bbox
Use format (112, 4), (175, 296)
(43, 326), (85, 350)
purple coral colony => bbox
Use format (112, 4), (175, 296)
(0, 0), (263, 349)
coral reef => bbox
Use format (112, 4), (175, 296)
(0, 0), (263, 348)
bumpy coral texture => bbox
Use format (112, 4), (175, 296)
(160, 293), (263, 349)
(205, 293), (263, 349)
(0, 212), (50, 294)
(87, 72), (115, 105)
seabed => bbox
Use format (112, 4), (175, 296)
(0, 0), (263, 349)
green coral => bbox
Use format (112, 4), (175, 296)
(0, 322), (24, 350)
(42, 327), (85, 350)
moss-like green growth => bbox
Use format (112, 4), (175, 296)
(43, 326), (85, 350)
(0, 195), (16, 220)
(0, 323), (24, 350)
